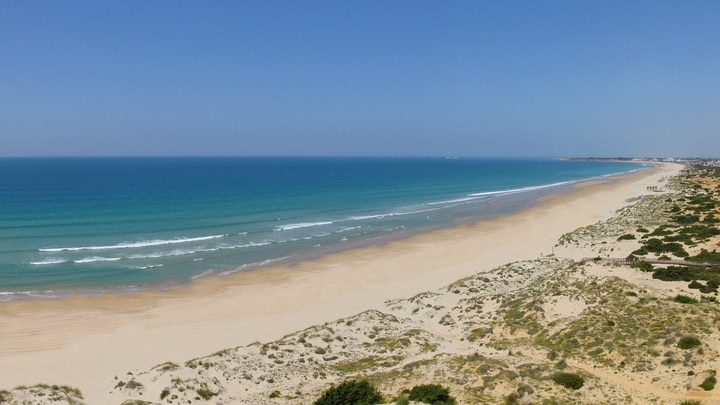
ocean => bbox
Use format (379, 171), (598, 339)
(0, 157), (647, 300)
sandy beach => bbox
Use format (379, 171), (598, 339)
(0, 162), (684, 404)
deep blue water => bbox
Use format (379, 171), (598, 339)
(0, 157), (647, 299)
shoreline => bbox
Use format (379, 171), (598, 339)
(1, 164), (647, 302)
(0, 162), (682, 403)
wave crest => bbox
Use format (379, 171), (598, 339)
(39, 234), (227, 252)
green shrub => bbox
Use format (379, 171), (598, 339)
(395, 393), (410, 405)
(674, 295), (699, 304)
(687, 249), (720, 263)
(679, 400), (702, 405)
(653, 267), (693, 282)
(644, 238), (665, 252)
(632, 248), (649, 256)
(700, 375), (716, 391)
(503, 392), (520, 405)
(551, 373), (584, 390)
(630, 261), (653, 272)
(407, 384), (456, 405)
(618, 233), (636, 241)
(160, 388), (170, 400)
(700, 285), (718, 294)
(678, 336), (702, 350)
(196, 387), (217, 400)
(642, 238), (689, 257)
(689, 280), (704, 289)
(673, 214), (700, 224)
(313, 379), (383, 405)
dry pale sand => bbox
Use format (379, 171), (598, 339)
(0, 162), (682, 403)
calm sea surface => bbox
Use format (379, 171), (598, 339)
(0, 157), (647, 299)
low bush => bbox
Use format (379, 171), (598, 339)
(674, 295), (699, 304)
(673, 214), (700, 224)
(632, 248), (649, 256)
(395, 393), (410, 405)
(700, 375), (716, 391)
(551, 372), (584, 390)
(407, 384), (457, 405)
(642, 238), (689, 257)
(196, 387), (217, 400)
(687, 249), (720, 263)
(630, 261), (653, 272)
(653, 267), (693, 282)
(678, 336), (702, 350)
(618, 233), (636, 241)
(313, 379), (383, 405)
(700, 285), (718, 294)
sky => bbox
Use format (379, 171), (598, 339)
(1, 1), (719, 157)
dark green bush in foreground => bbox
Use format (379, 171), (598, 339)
(700, 375), (716, 391)
(653, 266), (693, 281)
(687, 249), (720, 263)
(313, 379), (383, 405)
(630, 260), (654, 272)
(678, 336), (702, 350)
(674, 294), (699, 304)
(679, 400), (702, 405)
(407, 384), (456, 405)
(551, 372), (585, 390)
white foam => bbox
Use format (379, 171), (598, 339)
(469, 180), (573, 197)
(75, 256), (122, 264)
(39, 234), (227, 252)
(128, 248), (213, 259)
(29, 258), (66, 265)
(229, 241), (271, 248)
(217, 256), (289, 276)
(348, 214), (380, 220)
(427, 196), (483, 205)
(139, 264), (164, 269)
(191, 269), (215, 279)
(349, 207), (438, 221)
(0, 290), (59, 301)
(274, 221), (334, 231)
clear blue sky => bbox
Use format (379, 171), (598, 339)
(2, 1), (718, 157)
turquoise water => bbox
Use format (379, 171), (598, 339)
(0, 157), (646, 299)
